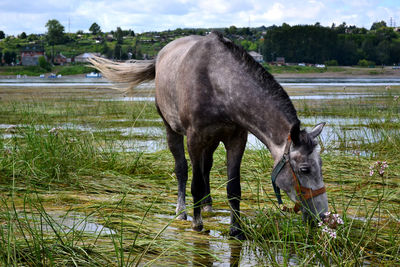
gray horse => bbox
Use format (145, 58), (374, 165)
(89, 31), (328, 238)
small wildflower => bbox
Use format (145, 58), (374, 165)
(4, 148), (12, 155)
(319, 212), (344, 239)
(48, 127), (61, 135)
(394, 96), (399, 101)
(369, 160), (389, 177)
(5, 125), (17, 133)
(330, 231), (337, 239)
(385, 85), (391, 90)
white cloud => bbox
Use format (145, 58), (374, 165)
(0, 0), (399, 35)
(264, 3), (285, 21)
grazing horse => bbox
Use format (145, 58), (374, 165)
(89, 31), (328, 238)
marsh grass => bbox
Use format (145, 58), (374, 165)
(0, 84), (399, 265)
(239, 157), (399, 265)
(0, 126), (143, 188)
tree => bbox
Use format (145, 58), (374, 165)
(45, 19), (65, 45)
(20, 32), (27, 39)
(115, 27), (123, 44)
(27, 34), (39, 41)
(89, 22), (101, 35)
(225, 25), (237, 35)
(370, 21), (387, 31)
(114, 44), (122, 59)
(0, 30), (5, 39)
(3, 50), (16, 65)
(38, 56), (52, 71)
(376, 40), (390, 64)
(101, 42), (109, 55)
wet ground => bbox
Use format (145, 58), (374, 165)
(0, 77), (399, 265)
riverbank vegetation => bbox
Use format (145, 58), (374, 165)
(1, 20), (400, 69)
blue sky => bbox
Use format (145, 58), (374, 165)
(0, 0), (399, 35)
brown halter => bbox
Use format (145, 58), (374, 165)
(271, 135), (326, 213)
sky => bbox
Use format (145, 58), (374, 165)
(0, 0), (399, 35)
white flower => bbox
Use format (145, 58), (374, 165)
(329, 231), (337, 239)
(48, 127), (61, 135)
(5, 125), (17, 133)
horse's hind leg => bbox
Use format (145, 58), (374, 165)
(164, 124), (188, 220)
(187, 131), (211, 231)
(201, 141), (219, 212)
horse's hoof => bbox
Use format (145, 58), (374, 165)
(192, 222), (203, 232)
(202, 205), (213, 212)
(176, 212), (187, 220)
(229, 227), (245, 240)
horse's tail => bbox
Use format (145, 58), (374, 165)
(88, 56), (156, 92)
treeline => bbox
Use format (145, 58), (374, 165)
(262, 22), (400, 65)
(2, 20), (400, 66)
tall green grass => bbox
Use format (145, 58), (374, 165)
(0, 86), (399, 265)
(0, 126), (142, 188)
(239, 162), (399, 265)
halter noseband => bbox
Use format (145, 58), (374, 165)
(271, 135), (326, 213)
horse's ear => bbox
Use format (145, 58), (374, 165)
(309, 122), (326, 139)
(290, 122), (300, 145)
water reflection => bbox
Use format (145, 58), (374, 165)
(191, 234), (245, 267)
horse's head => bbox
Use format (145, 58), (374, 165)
(274, 122), (328, 223)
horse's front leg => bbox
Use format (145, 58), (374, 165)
(224, 129), (247, 239)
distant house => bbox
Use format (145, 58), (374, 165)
(275, 57), (285, 65)
(74, 52), (101, 63)
(54, 53), (67, 65)
(106, 34), (114, 41)
(20, 46), (45, 66)
(248, 51), (263, 63)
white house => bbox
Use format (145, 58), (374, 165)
(74, 53), (101, 63)
(248, 51), (264, 63)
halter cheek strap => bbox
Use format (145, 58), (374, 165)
(271, 135), (326, 213)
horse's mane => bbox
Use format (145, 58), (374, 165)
(211, 31), (300, 127)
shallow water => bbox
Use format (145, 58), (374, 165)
(2, 116), (395, 153)
(153, 210), (297, 266)
(290, 93), (382, 100)
(37, 212), (115, 235)
(277, 77), (400, 84)
(101, 94), (384, 102)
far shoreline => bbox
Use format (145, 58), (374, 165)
(0, 66), (399, 80)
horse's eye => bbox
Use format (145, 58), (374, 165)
(300, 167), (310, 174)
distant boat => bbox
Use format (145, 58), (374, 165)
(39, 74), (45, 78)
(48, 73), (57, 78)
(57, 74), (62, 78)
(86, 72), (102, 78)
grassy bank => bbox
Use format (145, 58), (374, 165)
(0, 64), (95, 77)
(2, 64), (398, 78)
(0, 85), (399, 265)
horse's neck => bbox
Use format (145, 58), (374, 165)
(225, 82), (294, 160)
